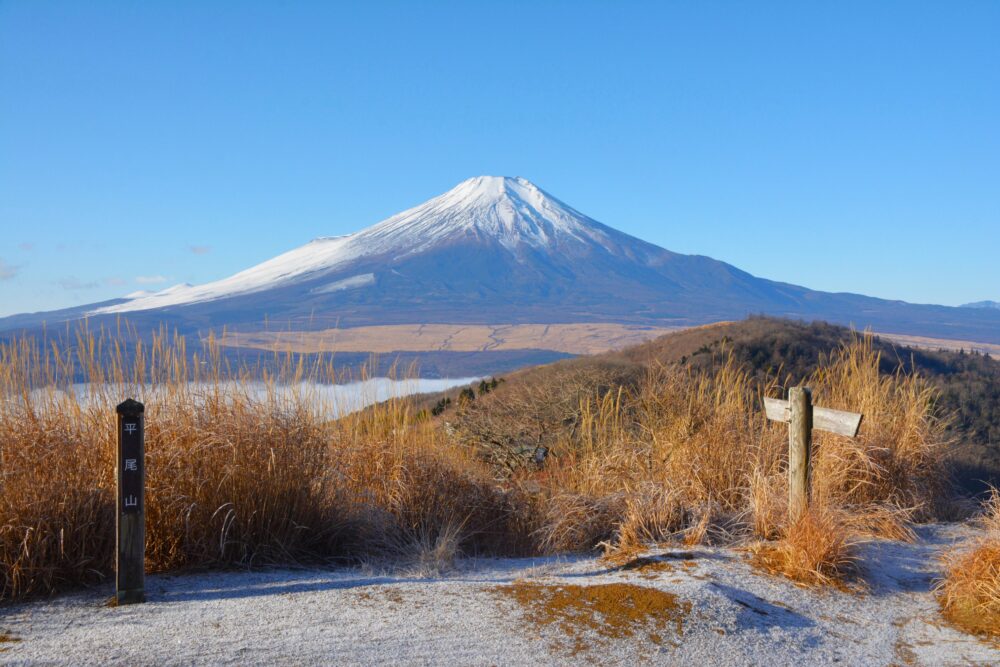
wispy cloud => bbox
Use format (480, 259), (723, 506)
(58, 277), (99, 290)
(104, 277), (127, 287)
(0, 258), (18, 280)
(188, 244), (211, 255)
(135, 275), (169, 285)
(18, 242), (34, 251)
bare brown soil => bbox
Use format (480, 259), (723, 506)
(493, 581), (691, 656)
(0, 631), (22, 651)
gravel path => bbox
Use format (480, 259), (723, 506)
(1, 524), (997, 666)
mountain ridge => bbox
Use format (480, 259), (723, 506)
(88, 176), (684, 315)
(963, 300), (1000, 310)
(3, 176), (1000, 351)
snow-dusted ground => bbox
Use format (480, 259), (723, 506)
(2, 524), (996, 666)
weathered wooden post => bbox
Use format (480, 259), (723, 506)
(764, 388), (863, 523)
(116, 398), (145, 605)
(787, 387), (813, 521)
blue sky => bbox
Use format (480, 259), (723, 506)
(1, 1), (998, 317)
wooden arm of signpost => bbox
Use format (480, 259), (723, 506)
(764, 389), (863, 522)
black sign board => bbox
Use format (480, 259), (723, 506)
(116, 398), (145, 604)
(119, 408), (144, 514)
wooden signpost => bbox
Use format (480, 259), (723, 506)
(764, 387), (863, 521)
(116, 398), (146, 605)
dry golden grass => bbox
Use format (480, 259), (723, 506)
(750, 508), (859, 587)
(937, 489), (1000, 637)
(807, 339), (949, 522)
(0, 325), (951, 600)
(532, 338), (948, 589)
(520, 336), (945, 562)
(0, 325), (531, 601)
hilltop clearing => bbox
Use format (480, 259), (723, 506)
(2, 524), (997, 666)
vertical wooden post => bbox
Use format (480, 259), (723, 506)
(788, 386), (812, 522)
(116, 398), (145, 605)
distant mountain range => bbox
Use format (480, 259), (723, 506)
(3, 176), (999, 365)
(962, 301), (1000, 310)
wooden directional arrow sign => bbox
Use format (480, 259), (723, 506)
(763, 397), (863, 437)
(764, 388), (864, 521)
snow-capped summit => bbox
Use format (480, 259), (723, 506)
(92, 176), (636, 315)
(358, 175), (613, 253)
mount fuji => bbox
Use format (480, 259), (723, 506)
(3, 176), (1000, 362)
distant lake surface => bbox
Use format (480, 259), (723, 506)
(28, 377), (480, 419)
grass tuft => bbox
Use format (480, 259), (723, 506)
(937, 488), (1000, 637)
(750, 507), (859, 587)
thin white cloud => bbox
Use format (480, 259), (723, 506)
(18, 242), (34, 251)
(188, 244), (211, 255)
(105, 277), (127, 287)
(58, 277), (99, 290)
(0, 259), (21, 280)
(135, 275), (169, 285)
(0, 258), (17, 280)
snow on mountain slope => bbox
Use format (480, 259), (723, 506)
(91, 176), (622, 315)
(355, 175), (617, 255)
(11, 174), (995, 348)
(91, 236), (357, 314)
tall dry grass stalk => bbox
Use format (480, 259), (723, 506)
(522, 336), (947, 558)
(532, 354), (780, 554)
(0, 326), (528, 601)
(809, 338), (948, 522)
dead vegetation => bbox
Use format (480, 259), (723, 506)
(0, 326), (530, 600)
(750, 508), (860, 588)
(937, 489), (1000, 637)
(0, 322), (951, 601)
(479, 337), (946, 573)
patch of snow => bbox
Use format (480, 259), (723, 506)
(90, 237), (355, 314)
(310, 273), (375, 294)
(156, 282), (194, 295)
